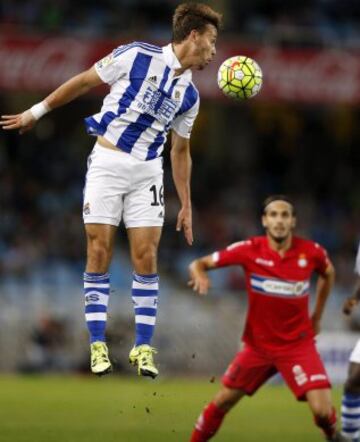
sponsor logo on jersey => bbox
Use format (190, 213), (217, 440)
(174, 90), (181, 100)
(255, 258), (274, 267)
(158, 211), (164, 218)
(250, 274), (310, 297)
(137, 85), (178, 124)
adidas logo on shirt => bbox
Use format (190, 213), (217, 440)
(148, 75), (157, 84)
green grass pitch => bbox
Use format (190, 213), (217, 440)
(0, 376), (342, 442)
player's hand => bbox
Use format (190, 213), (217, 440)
(188, 270), (211, 296)
(176, 206), (193, 246)
(0, 110), (36, 134)
(343, 297), (359, 315)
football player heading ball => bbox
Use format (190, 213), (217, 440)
(0, 3), (222, 379)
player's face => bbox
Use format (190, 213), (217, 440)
(191, 24), (217, 70)
(262, 201), (296, 243)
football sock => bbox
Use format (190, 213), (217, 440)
(132, 272), (159, 346)
(190, 402), (227, 442)
(84, 272), (110, 343)
(341, 392), (360, 440)
(314, 407), (337, 439)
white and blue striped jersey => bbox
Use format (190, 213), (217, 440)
(355, 241), (360, 276)
(85, 42), (200, 161)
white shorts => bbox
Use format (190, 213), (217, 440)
(350, 339), (360, 363)
(83, 143), (164, 228)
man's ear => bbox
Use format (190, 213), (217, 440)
(188, 29), (199, 42)
(262, 215), (267, 229)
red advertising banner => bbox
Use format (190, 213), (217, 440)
(1, 33), (360, 104)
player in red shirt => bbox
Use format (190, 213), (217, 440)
(188, 195), (349, 442)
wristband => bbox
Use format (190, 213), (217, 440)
(30, 101), (50, 120)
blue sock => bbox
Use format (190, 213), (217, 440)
(132, 272), (159, 346)
(84, 272), (110, 343)
(341, 392), (360, 441)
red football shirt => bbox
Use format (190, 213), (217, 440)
(213, 236), (330, 351)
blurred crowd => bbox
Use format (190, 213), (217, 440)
(1, 0), (360, 47)
(0, 97), (359, 296)
(0, 100), (87, 287)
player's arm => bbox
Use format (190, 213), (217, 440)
(343, 277), (360, 315)
(0, 67), (103, 134)
(311, 262), (335, 334)
(188, 254), (217, 296)
(188, 241), (250, 296)
(170, 130), (193, 246)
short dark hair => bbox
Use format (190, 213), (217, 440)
(172, 3), (222, 43)
(262, 194), (296, 215)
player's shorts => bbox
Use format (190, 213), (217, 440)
(222, 340), (331, 401)
(349, 339), (360, 363)
(83, 143), (164, 228)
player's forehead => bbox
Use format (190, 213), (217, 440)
(264, 200), (294, 214)
(201, 24), (217, 40)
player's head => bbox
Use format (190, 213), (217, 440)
(262, 195), (296, 243)
(172, 3), (222, 70)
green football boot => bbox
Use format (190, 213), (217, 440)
(90, 341), (112, 376)
(129, 344), (158, 378)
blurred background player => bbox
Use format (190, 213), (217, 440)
(0, 3), (222, 378)
(341, 243), (360, 441)
(187, 195), (348, 442)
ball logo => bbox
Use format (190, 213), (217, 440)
(229, 61), (241, 81)
(231, 61), (241, 70)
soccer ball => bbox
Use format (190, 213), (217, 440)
(217, 55), (263, 100)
